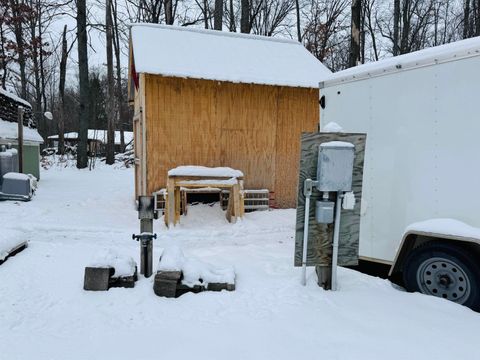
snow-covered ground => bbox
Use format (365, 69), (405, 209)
(0, 165), (478, 360)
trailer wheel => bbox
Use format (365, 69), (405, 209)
(403, 242), (480, 311)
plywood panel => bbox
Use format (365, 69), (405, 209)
(294, 132), (367, 267)
(142, 75), (319, 207)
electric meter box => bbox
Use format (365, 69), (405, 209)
(317, 141), (355, 192)
(316, 200), (334, 224)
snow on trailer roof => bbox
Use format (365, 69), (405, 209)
(130, 24), (331, 88)
(321, 36), (480, 88)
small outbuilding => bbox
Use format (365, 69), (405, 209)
(47, 130), (134, 155)
(0, 89), (43, 180)
(128, 24), (331, 208)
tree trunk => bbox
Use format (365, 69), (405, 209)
(393, 0), (400, 55)
(58, 25), (67, 156)
(400, 0), (411, 54)
(464, 0), (471, 38)
(349, 0), (361, 67)
(76, 0), (89, 169)
(295, 0), (301, 42)
(476, 0), (480, 36)
(29, 3), (43, 136)
(229, 0), (235, 31)
(203, 0), (208, 28)
(214, 0), (223, 30)
(9, 0), (27, 99)
(165, 0), (173, 24)
(240, 0), (249, 33)
(38, 9), (47, 113)
(106, 0), (116, 165)
(111, 0), (125, 152)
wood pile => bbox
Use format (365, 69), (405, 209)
(0, 91), (34, 128)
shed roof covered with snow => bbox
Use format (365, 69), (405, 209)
(48, 130), (133, 145)
(130, 24), (331, 88)
(322, 36), (480, 87)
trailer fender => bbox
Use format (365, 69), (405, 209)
(389, 231), (480, 277)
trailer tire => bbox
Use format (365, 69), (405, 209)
(403, 242), (480, 311)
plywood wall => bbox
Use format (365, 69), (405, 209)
(141, 74), (319, 208)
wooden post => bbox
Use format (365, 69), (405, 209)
(232, 183), (241, 222)
(17, 106), (24, 173)
(166, 177), (176, 227)
(174, 186), (181, 224)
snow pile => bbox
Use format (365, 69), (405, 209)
(89, 250), (136, 277)
(0, 229), (26, 261)
(130, 24), (331, 88)
(0, 118), (44, 143)
(406, 218), (480, 240)
(158, 243), (235, 286)
(1, 168), (480, 360)
(168, 165), (243, 178)
(3, 172), (30, 181)
(322, 121), (344, 132)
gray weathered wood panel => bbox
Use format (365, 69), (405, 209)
(294, 132), (366, 267)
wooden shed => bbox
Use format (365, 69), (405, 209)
(128, 24), (331, 208)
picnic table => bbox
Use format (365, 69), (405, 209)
(165, 166), (245, 227)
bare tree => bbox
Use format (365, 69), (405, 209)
(57, 24), (67, 155)
(111, 0), (126, 151)
(8, 0), (31, 98)
(303, 0), (349, 68)
(106, 0), (115, 165)
(363, 0), (379, 60)
(76, 0), (89, 168)
(214, 0), (223, 29)
(349, 0), (361, 67)
(250, 0), (295, 36)
(241, 0), (249, 32)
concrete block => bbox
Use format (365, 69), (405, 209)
(207, 282), (235, 292)
(153, 271), (182, 298)
(110, 266), (138, 289)
(84, 267), (113, 291)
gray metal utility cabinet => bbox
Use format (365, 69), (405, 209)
(317, 141), (355, 192)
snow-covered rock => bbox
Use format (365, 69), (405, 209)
(0, 229), (27, 261)
(89, 250), (136, 277)
(158, 243), (235, 286)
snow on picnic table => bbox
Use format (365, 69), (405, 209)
(0, 164), (479, 360)
(168, 165), (244, 178)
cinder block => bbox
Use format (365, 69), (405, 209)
(156, 271), (182, 281)
(153, 271), (182, 298)
(207, 282), (235, 292)
(110, 267), (138, 289)
(84, 267), (114, 291)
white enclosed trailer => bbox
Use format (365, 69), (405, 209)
(319, 36), (480, 310)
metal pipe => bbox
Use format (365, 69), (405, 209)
(301, 179), (314, 286)
(17, 106), (24, 173)
(140, 218), (153, 277)
(331, 192), (343, 291)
